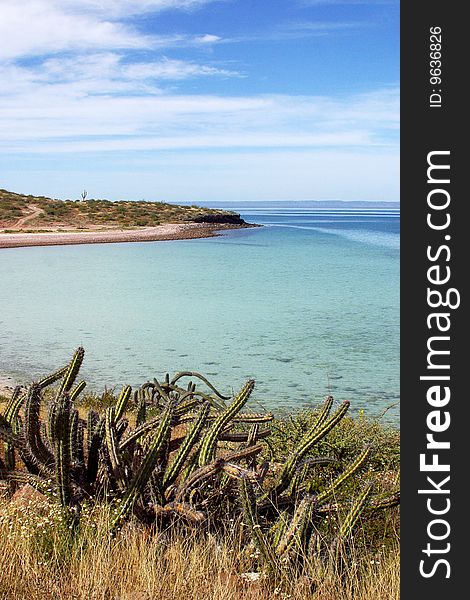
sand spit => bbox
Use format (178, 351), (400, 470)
(0, 222), (250, 249)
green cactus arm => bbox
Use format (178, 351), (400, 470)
(246, 423), (260, 447)
(162, 401), (210, 489)
(55, 347), (85, 400)
(4, 386), (25, 424)
(295, 400), (349, 462)
(178, 410), (273, 425)
(173, 390), (227, 419)
(275, 495), (316, 556)
(218, 429), (271, 443)
(47, 350), (84, 449)
(54, 393), (72, 507)
(316, 446), (371, 505)
(169, 372), (231, 400)
(232, 412), (274, 424)
(238, 476), (279, 573)
(24, 383), (55, 468)
(47, 400), (59, 447)
(75, 420), (85, 466)
(177, 449), (200, 487)
(69, 409), (79, 463)
(223, 444), (264, 463)
(1, 421), (53, 477)
(286, 462), (309, 500)
(198, 380), (255, 466)
(271, 401), (350, 498)
(175, 458), (225, 503)
(368, 491), (400, 510)
(134, 389), (147, 427)
(116, 418), (129, 441)
(70, 381), (86, 403)
(110, 401), (175, 534)
(338, 484), (373, 540)
(104, 407), (117, 456)
(4, 390), (27, 427)
(105, 406), (127, 491)
(3, 471), (56, 500)
(174, 398), (202, 418)
(114, 385), (132, 422)
(3, 442), (16, 471)
(309, 395), (334, 435)
(86, 418), (105, 484)
(119, 414), (168, 451)
(269, 511), (289, 549)
(38, 365), (69, 390)
(86, 410), (99, 449)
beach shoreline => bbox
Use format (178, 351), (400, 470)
(0, 375), (20, 397)
(0, 222), (255, 250)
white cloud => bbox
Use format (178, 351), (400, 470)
(0, 0), (399, 202)
(123, 58), (239, 80)
(0, 2), (143, 59)
(62, 0), (221, 18)
(0, 53), (240, 105)
(7, 132), (373, 153)
(0, 61), (398, 151)
(195, 34), (222, 44)
(0, 0), (221, 59)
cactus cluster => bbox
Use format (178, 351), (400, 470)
(0, 347), (399, 572)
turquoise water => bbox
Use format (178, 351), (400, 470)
(0, 207), (399, 422)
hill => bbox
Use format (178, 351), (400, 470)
(0, 189), (245, 231)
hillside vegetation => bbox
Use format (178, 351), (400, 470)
(0, 189), (243, 231)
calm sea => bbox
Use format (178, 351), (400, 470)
(0, 206), (399, 423)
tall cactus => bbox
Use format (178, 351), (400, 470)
(275, 495), (316, 557)
(55, 347), (85, 401)
(270, 400), (350, 499)
(199, 379), (255, 466)
(163, 401), (210, 489)
(316, 446), (370, 504)
(239, 476), (279, 573)
(0, 349), (399, 567)
(115, 385), (132, 422)
(111, 400), (175, 534)
(338, 484), (373, 540)
(53, 392), (72, 508)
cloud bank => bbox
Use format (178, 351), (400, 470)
(0, 0), (399, 201)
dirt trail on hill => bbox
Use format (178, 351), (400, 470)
(12, 204), (44, 229)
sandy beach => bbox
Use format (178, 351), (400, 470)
(0, 375), (21, 397)
(0, 222), (247, 249)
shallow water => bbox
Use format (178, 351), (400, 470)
(0, 207), (399, 423)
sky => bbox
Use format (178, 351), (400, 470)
(0, 0), (399, 202)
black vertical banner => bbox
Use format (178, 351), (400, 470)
(401, 3), (465, 598)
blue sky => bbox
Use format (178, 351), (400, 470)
(0, 0), (399, 202)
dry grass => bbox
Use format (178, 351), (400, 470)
(0, 496), (399, 600)
(0, 381), (400, 599)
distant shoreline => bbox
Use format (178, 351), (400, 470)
(0, 222), (255, 250)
